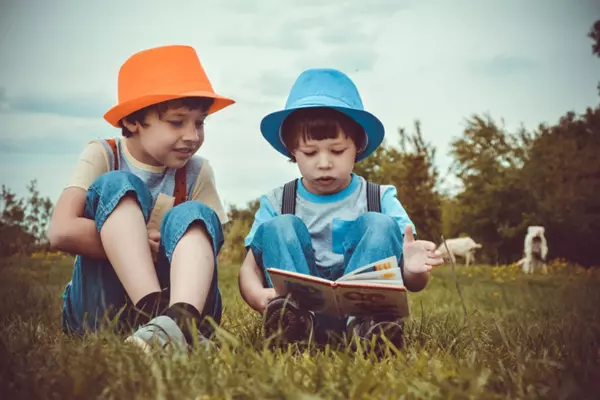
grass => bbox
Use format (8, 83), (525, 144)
(1, 254), (599, 399)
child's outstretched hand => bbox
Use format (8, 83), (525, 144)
(402, 225), (443, 273)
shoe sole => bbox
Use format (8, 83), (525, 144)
(124, 335), (152, 353)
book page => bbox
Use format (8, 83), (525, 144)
(334, 282), (409, 318)
(338, 256), (399, 280)
(351, 279), (404, 285)
(338, 267), (403, 283)
(267, 268), (342, 317)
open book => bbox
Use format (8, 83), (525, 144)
(267, 256), (409, 319)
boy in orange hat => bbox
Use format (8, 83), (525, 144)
(239, 68), (443, 354)
(48, 45), (235, 351)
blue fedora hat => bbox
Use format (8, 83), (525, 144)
(260, 68), (384, 162)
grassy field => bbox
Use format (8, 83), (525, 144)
(1, 254), (599, 399)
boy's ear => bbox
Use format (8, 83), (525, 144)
(288, 148), (297, 163)
(121, 118), (139, 134)
(358, 136), (368, 154)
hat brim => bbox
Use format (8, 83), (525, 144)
(103, 90), (235, 128)
(260, 104), (384, 162)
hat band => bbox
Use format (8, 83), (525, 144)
(118, 80), (214, 103)
(285, 94), (361, 111)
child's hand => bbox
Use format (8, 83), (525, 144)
(256, 288), (277, 313)
(402, 225), (443, 274)
(148, 229), (161, 262)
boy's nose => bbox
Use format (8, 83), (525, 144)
(317, 155), (332, 169)
(183, 125), (202, 142)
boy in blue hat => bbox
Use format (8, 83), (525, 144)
(238, 68), (444, 351)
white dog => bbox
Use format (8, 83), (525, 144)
(519, 226), (548, 274)
(437, 237), (483, 267)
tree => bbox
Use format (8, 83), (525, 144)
(218, 199), (260, 265)
(588, 19), (600, 94)
(520, 107), (600, 267)
(23, 180), (53, 245)
(589, 19), (600, 57)
(449, 114), (535, 264)
(448, 107), (600, 267)
(0, 180), (54, 256)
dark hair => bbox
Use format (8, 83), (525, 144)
(120, 97), (215, 137)
(280, 107), (366, 163)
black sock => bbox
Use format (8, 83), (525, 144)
(164, 302), (204, 344)
(130, 291), (167, 328)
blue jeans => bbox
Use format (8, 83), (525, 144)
(62, 171), (224, 336)
(248, 213), (405, 334)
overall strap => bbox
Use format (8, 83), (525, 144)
(105, 138), (119, 170)
(366, 180), (381, 213)
(281, 179), (298, 214)
(173, 166), (187, 206)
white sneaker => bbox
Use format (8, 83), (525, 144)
(125, 315), (187, 353)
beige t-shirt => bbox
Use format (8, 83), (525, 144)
(66, 138), (229, 227)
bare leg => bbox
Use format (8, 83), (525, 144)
(169, 222), (214, 313)
(100, 196), (160, 304)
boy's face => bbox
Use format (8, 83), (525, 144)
(124, 106), (207, 168)
(292, 131), (357, 195)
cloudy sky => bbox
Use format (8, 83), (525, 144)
(1, 0), (598, 210)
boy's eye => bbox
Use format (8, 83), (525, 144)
(168, 121), (183, 127)
(332, 149), (346, 155)
(195, 121), (205, 129)
(302, 151), (316, 157)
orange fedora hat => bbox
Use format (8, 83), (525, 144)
(104, 45), (235, 127)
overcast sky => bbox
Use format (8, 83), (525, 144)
(1, 0), (598, 210)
